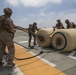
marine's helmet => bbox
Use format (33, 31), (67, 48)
(56, 19), (61, 22)
(65, 19), (69, 23)
(29, 24), (32, 27)
(33, 22), (37, 25)
(3, 7), (13, 15)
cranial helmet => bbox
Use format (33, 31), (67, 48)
(65, 19), (69, 23)
(56, 19), (61, 22)
(4, 7), (13, 15)
(33, 22), (37, 25)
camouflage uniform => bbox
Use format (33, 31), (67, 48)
(55, 19), (64, 29)
(65, 19), (76, 28)
(28, 22), (38, 47)
(0, 7), (16, 66)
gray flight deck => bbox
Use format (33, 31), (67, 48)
(0, 30), (76, 75)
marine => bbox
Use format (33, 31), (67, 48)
(28, 22), (39, 48)
(65, 19), (76, 28)
(55, 19), (64, 29)
(0, 7), (16, 67)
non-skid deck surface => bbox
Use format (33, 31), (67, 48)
(14, 44), (66, 75)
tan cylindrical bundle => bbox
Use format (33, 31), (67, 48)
(52, 29), (76, 52)
(36, 28), (54, 47)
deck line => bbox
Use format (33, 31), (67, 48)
(29, 52), (56, 67)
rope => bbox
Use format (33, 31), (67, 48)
(5, 40), (44, 61)
(6, 50), (44, 61)
(36, 27), (55, 43)
(15, 26), (28, 33)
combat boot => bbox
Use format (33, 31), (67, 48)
(7, 61), (15, 67)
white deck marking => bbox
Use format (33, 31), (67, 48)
(13, 65), (24, 75)
(11, 44), (24, 75)
(2, 39), (56, 75)
(16, 44), (56, 67)
(19, 40), (33, 44)
(3, 56), (24, 75)
(17, 36), (27, 39)
(68, 51), (76, 60)
(19, 41), (28, 43)
(29, 52), (56, 67)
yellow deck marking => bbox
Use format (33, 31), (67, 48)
(14, 44), (66, 75)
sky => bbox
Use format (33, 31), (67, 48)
(0, 0), (76, 28)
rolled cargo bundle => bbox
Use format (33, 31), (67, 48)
(52, 29), (76, 52)
(36, 28), (54, 47)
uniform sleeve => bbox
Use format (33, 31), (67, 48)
(6, 18), (16, 33)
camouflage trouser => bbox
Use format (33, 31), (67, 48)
(0, 31), (15, 63)
(28, 32), (36, 46)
